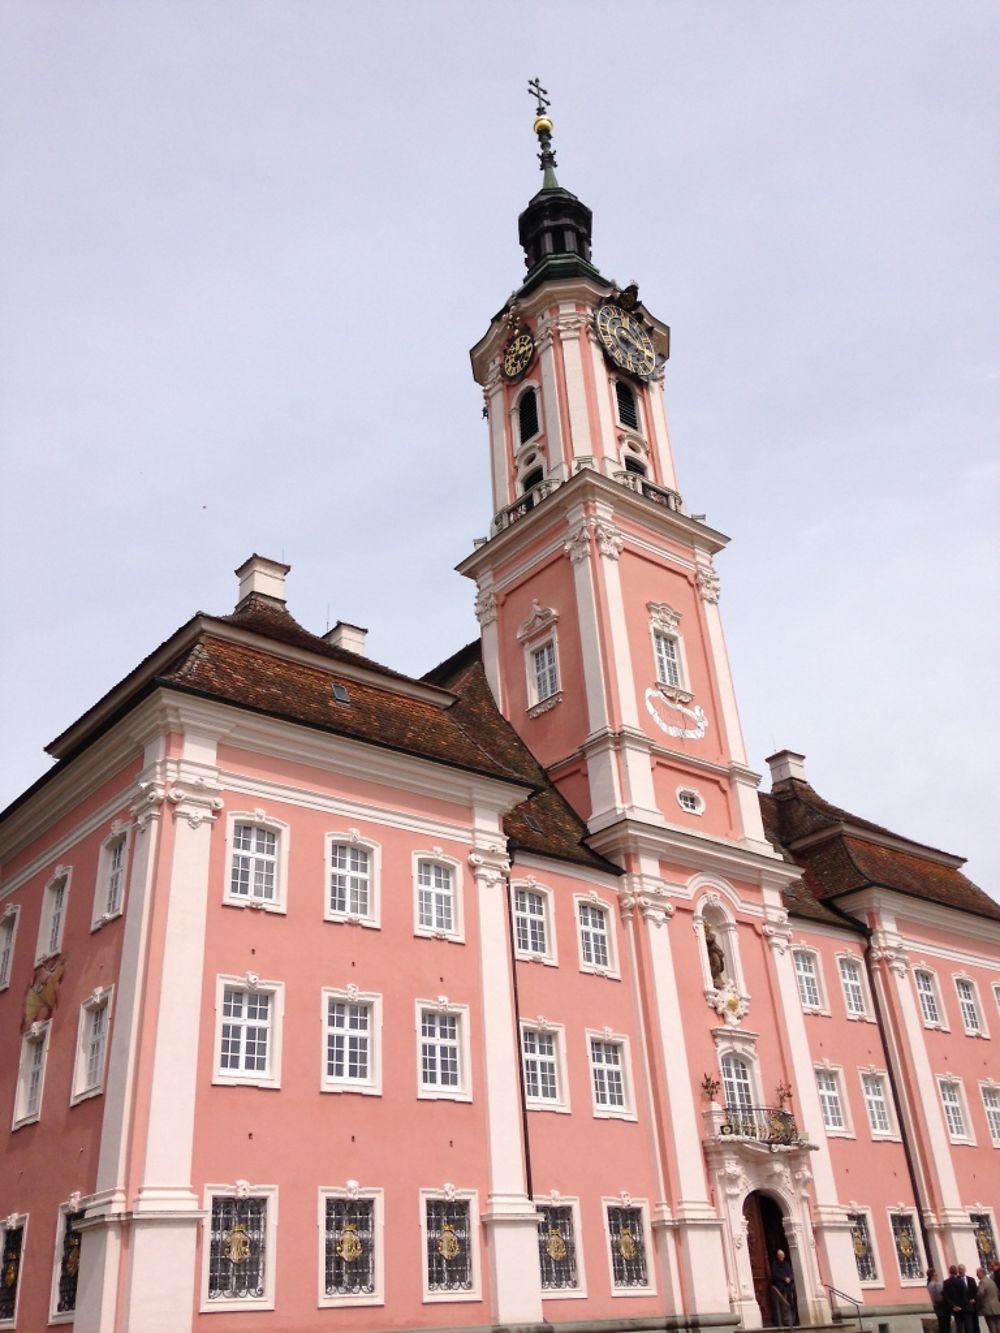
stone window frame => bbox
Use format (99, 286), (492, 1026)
(792, 946), (830, 1015)
(980, 1080), (1000, 1147)
(90, 821), (131, 930)
(412, 849), (465, 944)
(320, 986), (383, 1097)
(601, 1194), (656, 1297)
(936, 1073), (975, 1145)
(520, 1020), (571, 1114)
(0, 903), (20, 991)
(12, 1021), (50, 1130)
(573, 892), (620, 980)
(212, 974), (284, 1090)
(415, 998), (473, 1103)
(952, 973), (989, 1039)
(814, 1060), (854, 1138)
(534, 1193), (587, 1299)
(199, 1183), (278, 1313)
(317, 1184), (385, 1309)
(835, 952), (874, 1022)
(223, 810), (290, 915)
(858, 1067), (899, 1141)
(36, 867), (71, 965)
(324, 830), (381, 929)
(418, 1187), (482, 1304)
(69, 985), (113, 1106)
(913, 966), (949, 1032)
(511, 878), (558, 966)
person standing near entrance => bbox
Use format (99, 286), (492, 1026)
(975, 1267), (999, 1333)
(929, 1268), (950, 1333)
(961, 1264), (981, 1333)
(945, 1266), (970, 1333)
(772, 1249), (796, 1327)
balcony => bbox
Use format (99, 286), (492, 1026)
(491, 478), (561, 535)
(611, 470), (684, 512)
(489, 467), (688, 539)
(717, 1104), (803, 1147)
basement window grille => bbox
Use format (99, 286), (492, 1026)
(537, 1204), (578, 1290)
(325, 1196), (376, 1296)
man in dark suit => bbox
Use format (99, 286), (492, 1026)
(944, 1266), (970, 1333)
(959, 1264), (980, 1333)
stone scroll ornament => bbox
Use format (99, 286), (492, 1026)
(644, 686), (709, 740)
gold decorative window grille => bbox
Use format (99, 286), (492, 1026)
(56, 1211), (85, 1314)
(847, 1212), (877, 1282)
(208, 1197), (267, 1301)
(971, 1213), (998, 1267)
(425, 1199), (472, 1292)
(890, 1213), (921, 1280)
(0, 1225), (23, 1321)
(537, 1205), (578, 1290)
(325, 1197), (375, 1296)
(607, 1205), (648, 1288)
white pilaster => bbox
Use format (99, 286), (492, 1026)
(470, 843), (542, 1326)
(555, 310), (594, 461)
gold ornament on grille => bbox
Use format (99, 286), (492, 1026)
(852, 1228), (867, 1258)
(896, 1230), (914, 1260)
(3, 1253), (17, 1288)
(336, 1223), (364, 1263)
(617, 1227), (637, 1261)
(438, 1222), (461, 1261)
(65, 1234), (81, 1277)
(222, 1223), (251, 1264)
(546, 1228), (567, 1262)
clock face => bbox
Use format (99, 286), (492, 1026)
(595, 302), (656, 379)
(501, 329), (535, 381)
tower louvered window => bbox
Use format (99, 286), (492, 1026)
(518, 388), (539, 442)
(616, 380), (639, 430)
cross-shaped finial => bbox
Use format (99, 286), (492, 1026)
(528, 77), (550, 116)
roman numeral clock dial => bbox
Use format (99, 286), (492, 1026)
(595, 300), (656, 379)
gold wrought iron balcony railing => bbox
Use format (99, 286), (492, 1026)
(719, 1104), (802, 1146)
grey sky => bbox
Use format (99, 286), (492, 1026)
(2, 2), (998, 897)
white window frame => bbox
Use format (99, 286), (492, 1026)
(200, 1184), (277, 1313)
(412, 850), (464, 944)
(601, 1196), (656, 1296)
(512, 879), (557, 965)
(647, 603), (690, 695)
(0, 1211), (27, 1329)
(836, 954), (872, 1021)
(886, 1209), (925, 1286)
(419, 1188), (481, 1303)
(36, 867), (71, 963)
(530, 640), (560, 704)
(324, 831), (381, 929)
(517, 602), (562, 717)
(937, 1076), (974, 1144)
(914, 967), (948, 1030)
(70, 986), (113, 1105)
(586, 1029), (636, 1121)
(415, 1001), (472, 1103)
(317, 1185), (384, 1308)
(521, 1021), (570, 1113)
(90, 822), (130, 929)
(953, 975), (988, 1038)
(676, 786), (705, 815)
(981, 1081), (1000, 1146)
(0, 903), (19, 991)
(574, 893), (620, 979)
(212, 975), (284, 1089)
(845, 1206), (883, 1288)
(793, 947), (828, 1014)
(534, 1194), (586, 1299)
(815, 1063), (853, 1137)
(223, 811), (289, 914)
(859, 1068), (898, 1140)
(993, 982), (1000, 1019)
(321, 986), (382, 1096)
(49, 1201), (86, 1325)
(12, 1021), (50, 1129)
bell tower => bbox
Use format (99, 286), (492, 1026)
(458, 87), (772, 860)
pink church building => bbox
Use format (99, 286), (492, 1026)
(1, 100), (998, 1333)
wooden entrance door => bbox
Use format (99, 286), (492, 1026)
(743, 1192), (793, 1325)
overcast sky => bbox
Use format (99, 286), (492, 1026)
(2, 2), (998, 898)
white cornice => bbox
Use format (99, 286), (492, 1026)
(584, 816), (798, 888)
(508, 849), (621, 890)
(835, 887), (1000, 950)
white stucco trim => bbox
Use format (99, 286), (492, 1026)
(89, 820), (132, 930)
(222, 809), (290, 914)
(534, 1193), (587, 1297)
(418, 1188), (482, 1304)
(600, 1195), (657, 1296)
(520, 1019), (570, 1113)
(414, 998), (472, 1102)
(411, 849), (465, 944)
(573, 891), (621, 980)
(0, 1212), (27, 1330)
(212, 974), (284, 1090)
(585, 1028), (637, 1121)
(511, 877), (558, 966)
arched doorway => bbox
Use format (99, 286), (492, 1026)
(743, 1192), (794, 1326)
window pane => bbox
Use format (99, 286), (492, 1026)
(654, 632), (680, 687)
(330, 844), (370, 917)
(839, 958), (866, 1015)
(794, 952), (821, 1008)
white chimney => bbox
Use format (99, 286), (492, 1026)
(766, 750), (808, 785)
(324, 621), (368, 656)
(234, 554), (290, 606)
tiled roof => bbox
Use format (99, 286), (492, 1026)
(762, 780), (1000, 923)
(759, 793), (857, 928)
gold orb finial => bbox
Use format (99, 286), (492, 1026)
(533, 114), (553, 136)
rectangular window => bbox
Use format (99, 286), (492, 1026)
(522, 1028), (560, 1104)
(982, 1085), (1000, 1145)
(329, 844), (371, 919)
(207, 1196), (268, 1302)
(417, 862), (454, 934)
(794, 951), (821, 1009)
(230, 823), (278, 903)
(514, 888), (548, 957)
(0, 1220), (24, 1323)
(214, 978), (285, 1088)
(95, 834), (128, 922)
(971, 1213), (998, 1268)
(326, 998), (372, 1088)
(425, 1198), (473, 1294)
(606, 1205), (649, 1289)
(323, 1195), (377, 1299)
(955, 978), (982, 1034)
(537, 1204), (580, 1292)
(532, 641), (559, 702)
(72, 991), (111, 1102)
(653, 631), (681, 687)
(38, 874), (69, 961)
(13, 1026), (48, 1127)
(0, 908), (16, 989)
(848, 1212), (878, 1283)
(816, 1069), (846, 1131)
(839, 957), (867, 1017)
(590, 1038), (627, 1113)
(862, 1072), (892, 1135)
(939, 1079), (968, 1139)
(890, 1213), (922, 1281)
(578, 901), (610, 971)
(55, 1210), (85, 1315)
(915, 970), (942, 1026)
(420, 1010), (461, 1092)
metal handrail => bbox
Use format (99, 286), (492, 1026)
(824, 1281), (864, 1333)
(720, 1104), (801, 1145)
